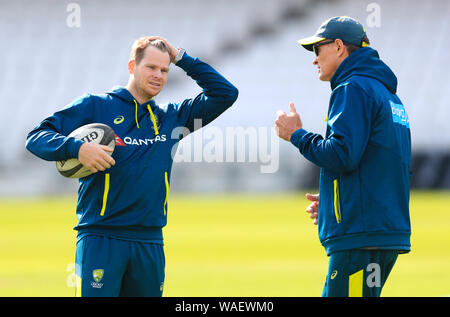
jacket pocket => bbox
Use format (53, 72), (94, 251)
(333, 179), (341, 224)
(100, 173), (110, 216)
(164, 171), (169, 215)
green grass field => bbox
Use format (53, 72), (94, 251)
(0, 190), (449, 297)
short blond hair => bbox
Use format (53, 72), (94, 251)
(129, 36), (171, 65)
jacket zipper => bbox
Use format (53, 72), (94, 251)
(100, 173), (110, 216)
(133, 99), (159, 135)
(333, 179), (341, 224)
(164, 171), (169, 216)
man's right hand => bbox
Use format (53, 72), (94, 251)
(78, 143), (115, 174)
(275, 102), (303, 142)
(305, 193), (319, 225)
(147, 36), (179, 63)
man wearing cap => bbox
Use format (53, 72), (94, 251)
(275, 16), (411, 297)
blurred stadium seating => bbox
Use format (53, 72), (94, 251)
(0, 0), (449, 195)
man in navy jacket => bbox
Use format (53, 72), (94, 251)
(26, 36), (238, 296)
(275, 17), (411, 297)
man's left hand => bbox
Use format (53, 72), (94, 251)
(275, 102), (303, 141)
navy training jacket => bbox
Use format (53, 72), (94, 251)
(26, 52), (238, 242)
(291, 47), (411, 255)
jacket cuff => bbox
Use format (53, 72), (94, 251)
(290, 128), (309, 148)
(175, 51), (195, 71)
(67, 138), (85, 159)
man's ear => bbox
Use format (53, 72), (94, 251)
(335, 39), (348, 58)
(128, 59), (135, 75)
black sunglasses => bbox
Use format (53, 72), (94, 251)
(313, 39), (336, 56)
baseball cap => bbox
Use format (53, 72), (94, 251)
(297, 16), (369, 51)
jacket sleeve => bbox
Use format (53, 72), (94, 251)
(290, 84), (372, 173)
(25, 94), (94, 161)
(174, 52), (239, 133)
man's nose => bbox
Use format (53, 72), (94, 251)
(152, 70), (163, 79)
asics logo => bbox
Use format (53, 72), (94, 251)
(114, 115), (125, 124)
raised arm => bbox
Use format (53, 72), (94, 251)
(174, 51), (239, 132)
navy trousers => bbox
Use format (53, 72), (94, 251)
(322, 249), (399, 297)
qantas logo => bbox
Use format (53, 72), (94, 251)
(115, 134), (126, 146)
(114, 134), (167, 146)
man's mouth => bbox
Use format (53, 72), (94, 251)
(149, 82), (161, 88)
